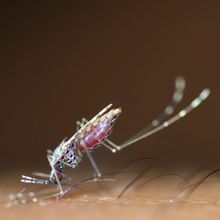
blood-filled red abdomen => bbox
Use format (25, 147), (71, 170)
(79, 120), (112, 152)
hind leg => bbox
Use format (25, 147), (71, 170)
(81, 78), (210, 152)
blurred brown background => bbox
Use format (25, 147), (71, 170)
(0, 1), (219, 175)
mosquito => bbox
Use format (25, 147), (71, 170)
(21, 77), (210, 197)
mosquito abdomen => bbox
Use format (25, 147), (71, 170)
(79, 108), (121, 152)
(79, 120), (111, 151)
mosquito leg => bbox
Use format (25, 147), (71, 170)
(118, 88), (210, 149)
(84, 149), (102, 178)
(80, 88), (210, 152)
(122, 77), (186, 145)
(76, 120), (102, 178)
(47, 155), (63, 195)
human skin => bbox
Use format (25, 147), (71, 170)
(2, 162), (220, 220)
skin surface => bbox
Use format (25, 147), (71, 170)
(2, 163), (220, 220)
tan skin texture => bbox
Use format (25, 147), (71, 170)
(2, 162), (220, 220)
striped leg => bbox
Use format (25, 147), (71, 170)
(121, 77), (186, 145)
(81, 79), (210, 152)
(116, 88), (210, 150)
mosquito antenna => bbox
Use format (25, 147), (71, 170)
(21, 175), (49, 184)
